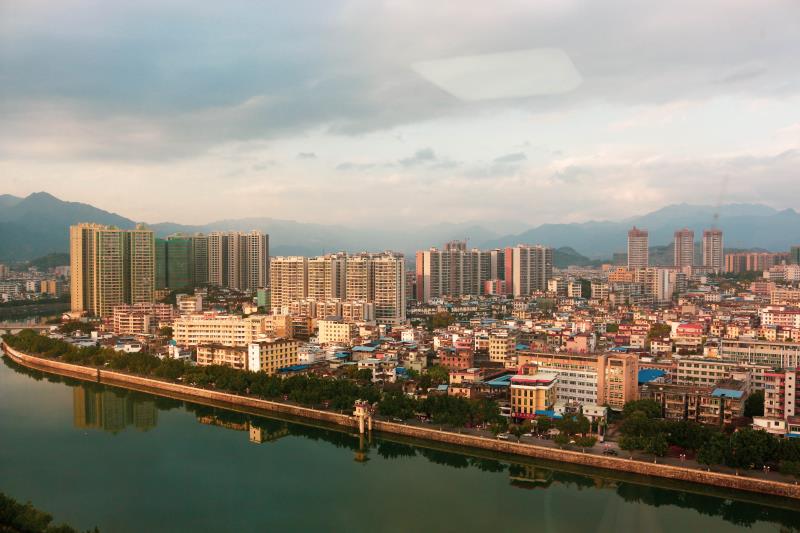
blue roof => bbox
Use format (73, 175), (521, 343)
(436, 384), (449, 392)
(278, 364), (310, 373)
(515, 343), (530, 351)
(353, 345), (378, 352)
(711, 388), (744, 399)
(485, 374), (513, 387)
(638, 369), (667, 384)
(535, 410), (563, 419)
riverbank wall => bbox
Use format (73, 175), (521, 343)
(5, 341), (800, 501)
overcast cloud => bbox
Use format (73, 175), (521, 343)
(1, 0), (799, 227)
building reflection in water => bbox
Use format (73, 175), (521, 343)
(73, 386), (157, 433)
(196, 414), (289, 444)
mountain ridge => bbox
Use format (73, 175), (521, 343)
(1, 192), (797, 263)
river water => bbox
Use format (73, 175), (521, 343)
(1, 354), (799, 533)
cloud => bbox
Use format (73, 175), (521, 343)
(336, 161), (376, 172)
(1, 0), (800, 227)
(398, 148), (437, 167)
(2, 0), (799, 162)
(493, 152), (527, 164)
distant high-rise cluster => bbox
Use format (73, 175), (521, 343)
(70, 223), (155, 317)
(624, 225), (725, 274)
(415, 242), (552, 302)
(270, 252), (405, 324)
(155, 231), (269, 292)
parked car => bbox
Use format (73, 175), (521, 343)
(497, 433), (510, 440)
(603, 448), (619, 456)
(522, 432), (534, 438)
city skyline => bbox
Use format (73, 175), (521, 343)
(2, 1), (800, 227)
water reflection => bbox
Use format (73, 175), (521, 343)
(73, 386), (157, 433)
(4, 354), (800, 531)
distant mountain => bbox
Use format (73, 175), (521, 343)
(481, 203), (800, 258)
(149, 219), (501, 258)
(0, 194), (22, 209)
(0, 192), (136, 260)
(1, 193), (797, 265)
(553, 247), (603, 268)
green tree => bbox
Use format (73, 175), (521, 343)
(728, 428), (779, 470)
(534, 416), (553, 434)
(489, 420), (508, 436)
(698, 433), (729, 468)
(743, 390), (764, 418)
(622, 399), (662, 419)
(574, 435), (597, 450)
(425, 365), (449, 386)
(430, 312), (455, 329)
(645, 434), (668, 457)
(647, 323), (672, 340)
(0, 491), (91, 533)
(780, 460), (800, 479)
(553, 433), (570, 447)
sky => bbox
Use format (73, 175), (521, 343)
(1, 0), (799, 230)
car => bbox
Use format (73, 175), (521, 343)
(522, 432), (534, 438)
(391, 417), (404, 422)
(497, 433), (510, 440)
(603, 449), (619, 456)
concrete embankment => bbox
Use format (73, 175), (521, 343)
(4, 341), (800, 501)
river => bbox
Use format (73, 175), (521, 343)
(1, 354), (799, 533)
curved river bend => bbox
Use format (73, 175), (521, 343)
(1, 355), (799, 533)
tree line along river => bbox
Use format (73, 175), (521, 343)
(1, 352), (799, 533)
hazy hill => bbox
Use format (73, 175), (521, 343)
(0, 192), (135, 260)
(481, 203), (799, 258)
(1, 193), (797, 265)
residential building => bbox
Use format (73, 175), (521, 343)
(517, 352), (639, 410)
(206, 231), (269, 292)
(763, 369), (799, 419)
(269, 257), (308, 310)
(510, 373), (558, 418)
(155, 235), (195, 290)
(371, 252), (406, 325)
(504, 245), (553, 297)
(172, 314), (268, 347)
(673, 228), (694, 268)
(489, 331), (516, 363)
(317, 318), (357, 345)
(725, 252), (788, 274)
(196, 345), (249, 370)
(676, 359), (738, 387)
(247, 339), (300, 374)
(111, 303), (174, 335)
(307, 254), (347, 300)
(644, 380), (746, 426)
(720, 339), (800, 369)
(70, 223), (155, 317)
(702, 229), (724, 273)
(176, 293), (203, 314)
(415, 244), (491, 302)
(627, 227), (649, 269)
